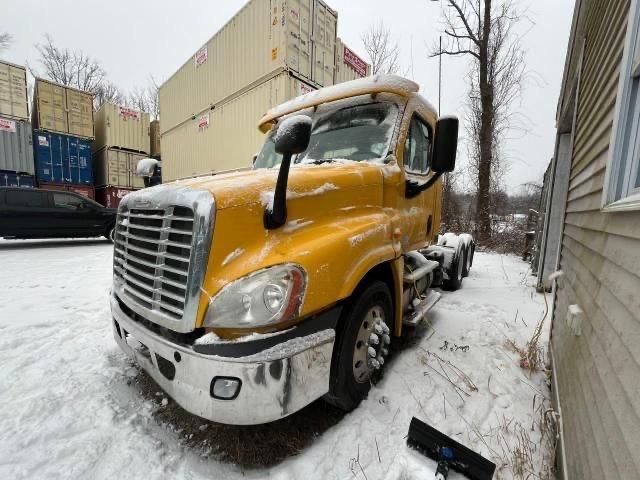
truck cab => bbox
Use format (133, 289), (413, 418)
(110, 75), (473, 425)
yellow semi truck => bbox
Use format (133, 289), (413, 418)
(111, 75), (474, 425)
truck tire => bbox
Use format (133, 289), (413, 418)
(325, 280), (393, 411)
(444, 249), (464, 291)
(462, 243), (472, 277)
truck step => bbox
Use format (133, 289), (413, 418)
(403, 290), (441, 327)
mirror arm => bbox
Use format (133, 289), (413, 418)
(264, 152), (292, 229)
(405, 172), (442, 199)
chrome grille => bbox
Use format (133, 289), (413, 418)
(113, 206), (195, 319)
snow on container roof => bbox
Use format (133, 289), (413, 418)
(258, 75), (420, 132)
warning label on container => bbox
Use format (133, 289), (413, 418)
(0, 118), (16, 133)
(119, 107), (140, 121)
(299, 82), (316, 96)
(343, 46), (368, 77)
(195, 46), (208, 67)
(38, 135), (49, 147)
(197, 114), (210, 131)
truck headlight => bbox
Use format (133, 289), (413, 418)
(203, 264), (306, 328)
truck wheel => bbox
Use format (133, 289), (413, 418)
(325, 281), (393, 411)
(444, 249), (464, 290)
(462, 244), (471, 277)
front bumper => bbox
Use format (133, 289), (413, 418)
(111, 294), (338, 425)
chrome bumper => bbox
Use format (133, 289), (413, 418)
(111, 294), (336, 425)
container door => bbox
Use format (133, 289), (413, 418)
(106, 150), (119, 186)
(67, 136), (79, 184)
(0, 63), (11, 119)
(310, 0), (336, 86)
(67, 89), (94, 138)
(286, 0), (313, 80)
(117, 151), (130, 187)
(9, 66), (28, 120)
(36, 81), (68, 134)
(34, 133), (54, 182)
(78, 140), (93, 185)
(130, 153), (145, 189)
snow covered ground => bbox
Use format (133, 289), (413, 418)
(0, 239), (553, 480)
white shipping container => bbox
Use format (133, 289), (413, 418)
(159, 0), (337, 137)
(334, 38), (370, 84)
(94, 103), (151, 154)
(161, 72), (317, 181)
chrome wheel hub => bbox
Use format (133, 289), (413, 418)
(353, 305), (391, 383)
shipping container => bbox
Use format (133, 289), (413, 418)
(95, 185), (135, 208)
(38, 182), (95, 200)
(0, 170), (35, 188)
(150, 120), (161, 157)
(0, 60), (29, 120)
(159, 0), (337, 136)
(33, 130), (93, 185)
(161, 71), (317, 181)
(32, 78), (94, 138)
(334, 38), (370, 83)
(94, 103), (151, 154)
(0, 116), (34, 174)
(93, 147), (146, 188)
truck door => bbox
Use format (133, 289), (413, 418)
(398, 114), (436, 251)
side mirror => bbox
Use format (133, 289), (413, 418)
(273, 115), (312, 155)
(264, 115), (312, 229)
(432, 116), (458, 173)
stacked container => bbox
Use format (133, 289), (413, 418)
(335, 38), (370, 83)
(31, 78), (96, 197)
(93, 102), (151, 208)
(159, 0), (350, 181)
(0, 60), (35, 188)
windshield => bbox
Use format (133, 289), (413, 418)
(254, 99), (399, 169)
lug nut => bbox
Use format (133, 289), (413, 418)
(382, 334), (391, 345)
(369, 333), (380, 345)
(368, 346), (377, 358)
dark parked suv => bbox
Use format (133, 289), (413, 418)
(0, 187), (117, 241)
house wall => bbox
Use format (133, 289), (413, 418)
(552, 0), (640, 478)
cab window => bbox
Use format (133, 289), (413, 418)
(404, 116), (432, 174)
(53, 193), (84, 210)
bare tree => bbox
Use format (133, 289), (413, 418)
(31, 35), (107, 106)
(432, 0), (526, 240)
(126, 78), (160, 119)
(362, 22), (402, 75)
(93, 81), (125, 110)
(0, 32), (11, 53)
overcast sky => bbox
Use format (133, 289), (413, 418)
(3, 0), (574, 193)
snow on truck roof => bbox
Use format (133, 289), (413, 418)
(258, 75), (425, 132)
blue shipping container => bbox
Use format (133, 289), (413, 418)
(33, 130), (93, 185)
(0, 170), (35, 188)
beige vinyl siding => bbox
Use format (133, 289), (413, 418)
(552, 0), (640, 478)
(161, 71), (312, 181)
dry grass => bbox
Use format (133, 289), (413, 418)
(127, 369), (345, 468)
(518, 290), (548, 374)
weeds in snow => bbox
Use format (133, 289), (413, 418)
(518, 290), (548, 374)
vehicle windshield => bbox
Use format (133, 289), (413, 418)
(254, 99), (399, 169)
